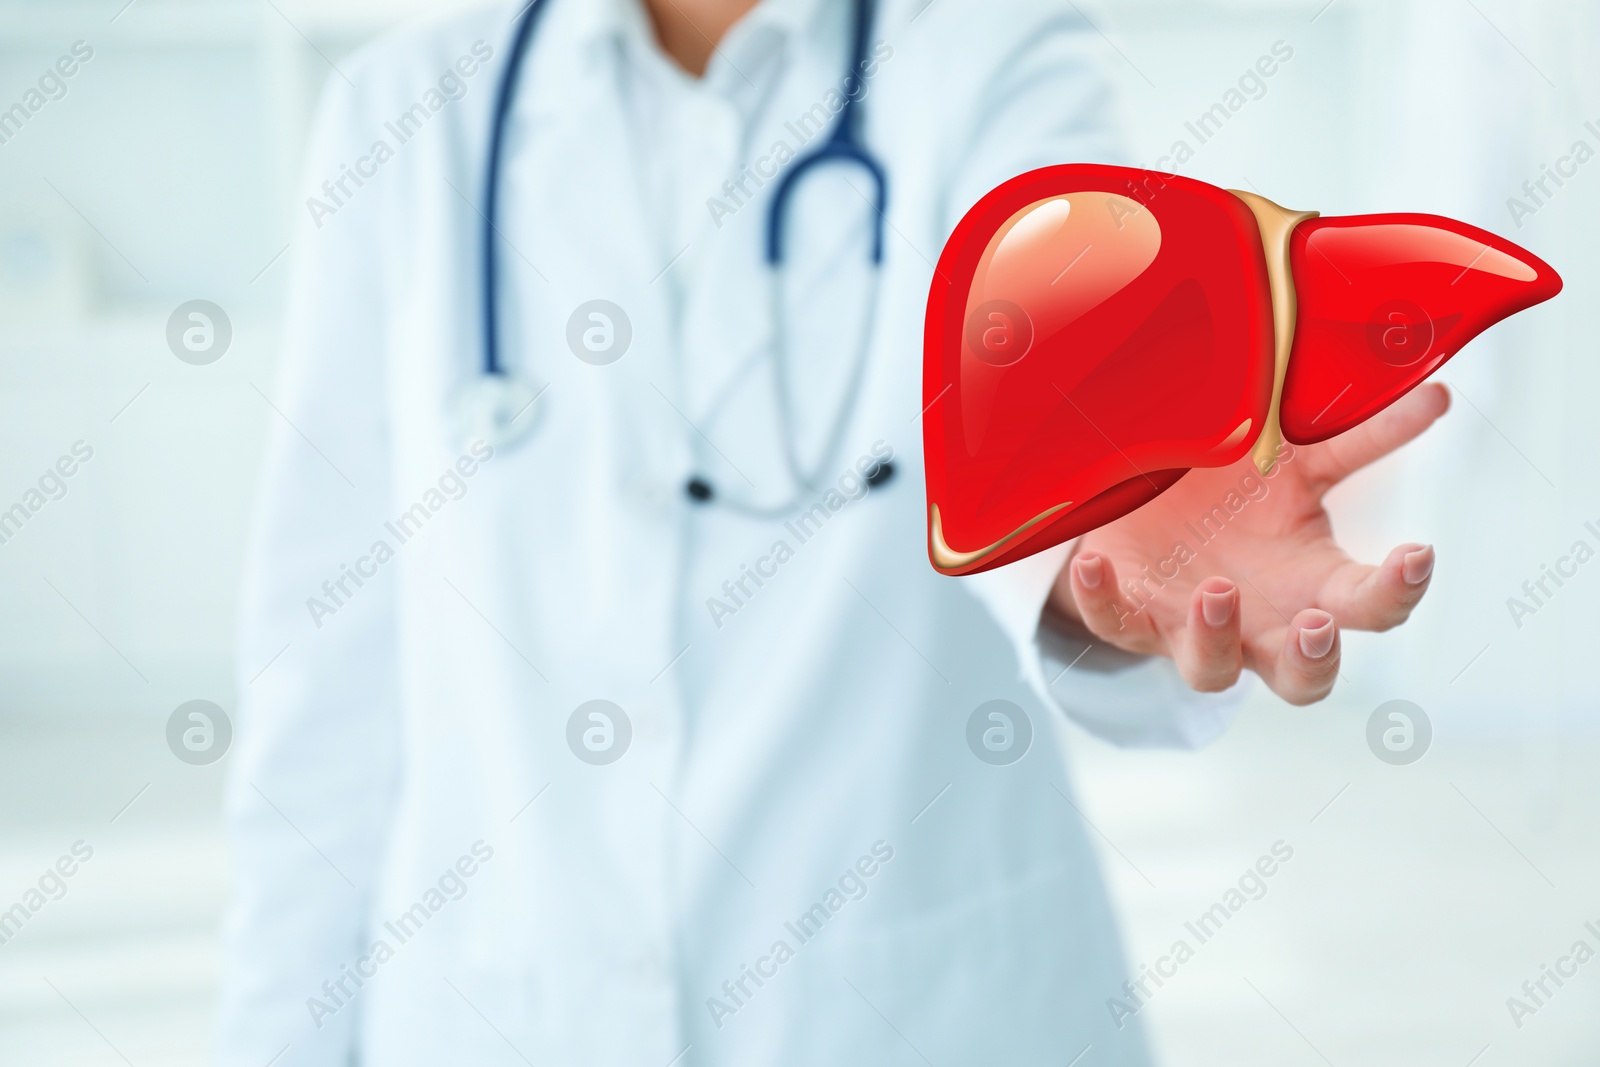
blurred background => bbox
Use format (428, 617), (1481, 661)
(0, 0), (1595, 1062)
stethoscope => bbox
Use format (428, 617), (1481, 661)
(456, 0), (895, 515)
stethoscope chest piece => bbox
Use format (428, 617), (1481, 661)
(453, 372), (545, 450)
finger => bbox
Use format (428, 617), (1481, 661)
(1068, 552), (1161, 654)
(1300, 381), (1451, 491)
(1174, 577), (1243, 692)
(1318, 542), (1435, 631)
(1258, 608), (1341, 706)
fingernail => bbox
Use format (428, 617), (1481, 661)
(1403, 545), (1434, 585)
(1076, 554), (1103, 589)
(1202, 589), (1234, 628)
(1298, 612), (1336, 659)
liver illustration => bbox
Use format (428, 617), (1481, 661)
(923, 164), (1561, 576)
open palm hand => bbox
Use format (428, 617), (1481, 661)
(1048, 382), (1450, 705)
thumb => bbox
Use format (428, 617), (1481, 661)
(1298, 381), (1451, 491)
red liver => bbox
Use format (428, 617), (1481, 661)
(923, 166), (1561, 576)
(1279, 213), (1561, 443)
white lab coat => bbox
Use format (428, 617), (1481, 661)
(218, 1), (1242, 1064)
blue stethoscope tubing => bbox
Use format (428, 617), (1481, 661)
(476, 0), (891, 512)
(481, 0), (551, 380)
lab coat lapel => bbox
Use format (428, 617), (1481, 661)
(502, 28), (688, 508)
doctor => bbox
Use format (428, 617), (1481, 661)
(218, 0), (1446, 1063)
